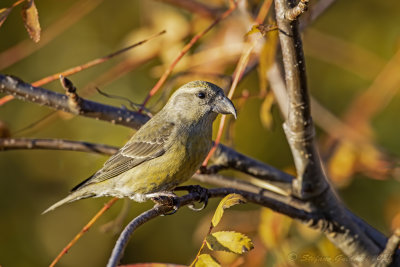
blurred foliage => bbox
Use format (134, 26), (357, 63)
(1, 0), (400, 266)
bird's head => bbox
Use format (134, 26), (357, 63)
(165, 81), (237, 123)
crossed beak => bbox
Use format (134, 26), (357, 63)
(213, 94), (237, 119)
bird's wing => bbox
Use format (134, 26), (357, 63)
(71, 121), (175, 191)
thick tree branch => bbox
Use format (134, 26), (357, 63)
(272, 0), (396, 265)
(275, 0), (328, 199)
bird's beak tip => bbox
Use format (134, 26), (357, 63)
(214, 95), (237, 119)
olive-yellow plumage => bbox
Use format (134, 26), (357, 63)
(43, 81), (236, 213)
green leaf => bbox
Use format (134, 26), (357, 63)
(211, 194), (246, 227)
(194, 254), (220, 267)
(0, 7), (13, 28)
(206, 231), (254, 254)
(21, 0), (41, 42)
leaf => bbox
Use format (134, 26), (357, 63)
(258, 208), (292, 249)
(245, 25), (261, 37)
(327, 141), (357, 187)
(260, 91), (275, 130)
(194, 254), (221, 267)
(120, 263), (187, 267)
(21, 0), (41, 43)
(0, 7), (13, 28)
(211, 194), (246, 227)
(258, 24), (278, 94)
(206, 231), (254, 254)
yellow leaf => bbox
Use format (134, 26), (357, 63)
(206, 231), (254, 254)
(328, 141), (357, 187)
(127, 264), (187, 267)
(195, 254), (221, 267)
(259, 208), (292, 249)
(258, 23), (278, 94)
(211, 194), (246, 227)
(0, 7), (13, 27)
(21, 0), (41, 43)
(245, 25), (261, 37)
(260, 91), (275, 130)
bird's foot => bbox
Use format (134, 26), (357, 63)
(149, 192), (180, 216)
(174, 185), (209, 211)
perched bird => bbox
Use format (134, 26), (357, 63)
(43, 81), (236, 214)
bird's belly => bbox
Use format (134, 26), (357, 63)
(113, 137), (211, 198)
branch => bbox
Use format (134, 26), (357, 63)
(273, 0), (390, 265)
(374, 229), (400, 267)
(275, 0), (327, 199)
(0, 137), (293, 187)
(107, 187), (315, 267)
(285, 0), (309, 21)
(157, 0), (223, 19)
(0, 138), (118, 155)
(0, 74), (149, 129)
(1, 137), (394, 264)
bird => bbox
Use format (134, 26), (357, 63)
(43, 81), (236, 214)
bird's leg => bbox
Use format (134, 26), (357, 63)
(174, 185), (209, 211)
(148, 192), (180, 216)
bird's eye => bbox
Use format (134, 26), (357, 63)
(196, 92), (206, 99)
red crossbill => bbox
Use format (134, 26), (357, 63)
(43, 81), (236, 213)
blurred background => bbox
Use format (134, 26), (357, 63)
(1, 0), (400, 266)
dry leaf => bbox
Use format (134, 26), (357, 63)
(21, 0), (41, 43)
(0, 7), (13, 28)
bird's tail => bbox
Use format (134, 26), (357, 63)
(42, 191), (95, 214)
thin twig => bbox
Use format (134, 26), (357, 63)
(158, 0), (223, 19)
(0, 0), (104, 70)
(140, 1), (238, 109)
(50, 197), (118, 267)
(0, 138), (118, 155)
(32, 31), (166, 87)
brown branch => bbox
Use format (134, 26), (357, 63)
(140, 1), (238, 108)
(0, 138), (118, 155)
(275, 0), (327, 199)
(0, 0), (104, 70)
(157, 0), (223, 19)
(32, 30), (166, 87)
(0, 74), (149, 129)
(50, 198), (118, 267)
(285, 0), (309, 21)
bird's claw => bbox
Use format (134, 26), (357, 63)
(151, 194), (180, 216)
(174, 185), (209, 211)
